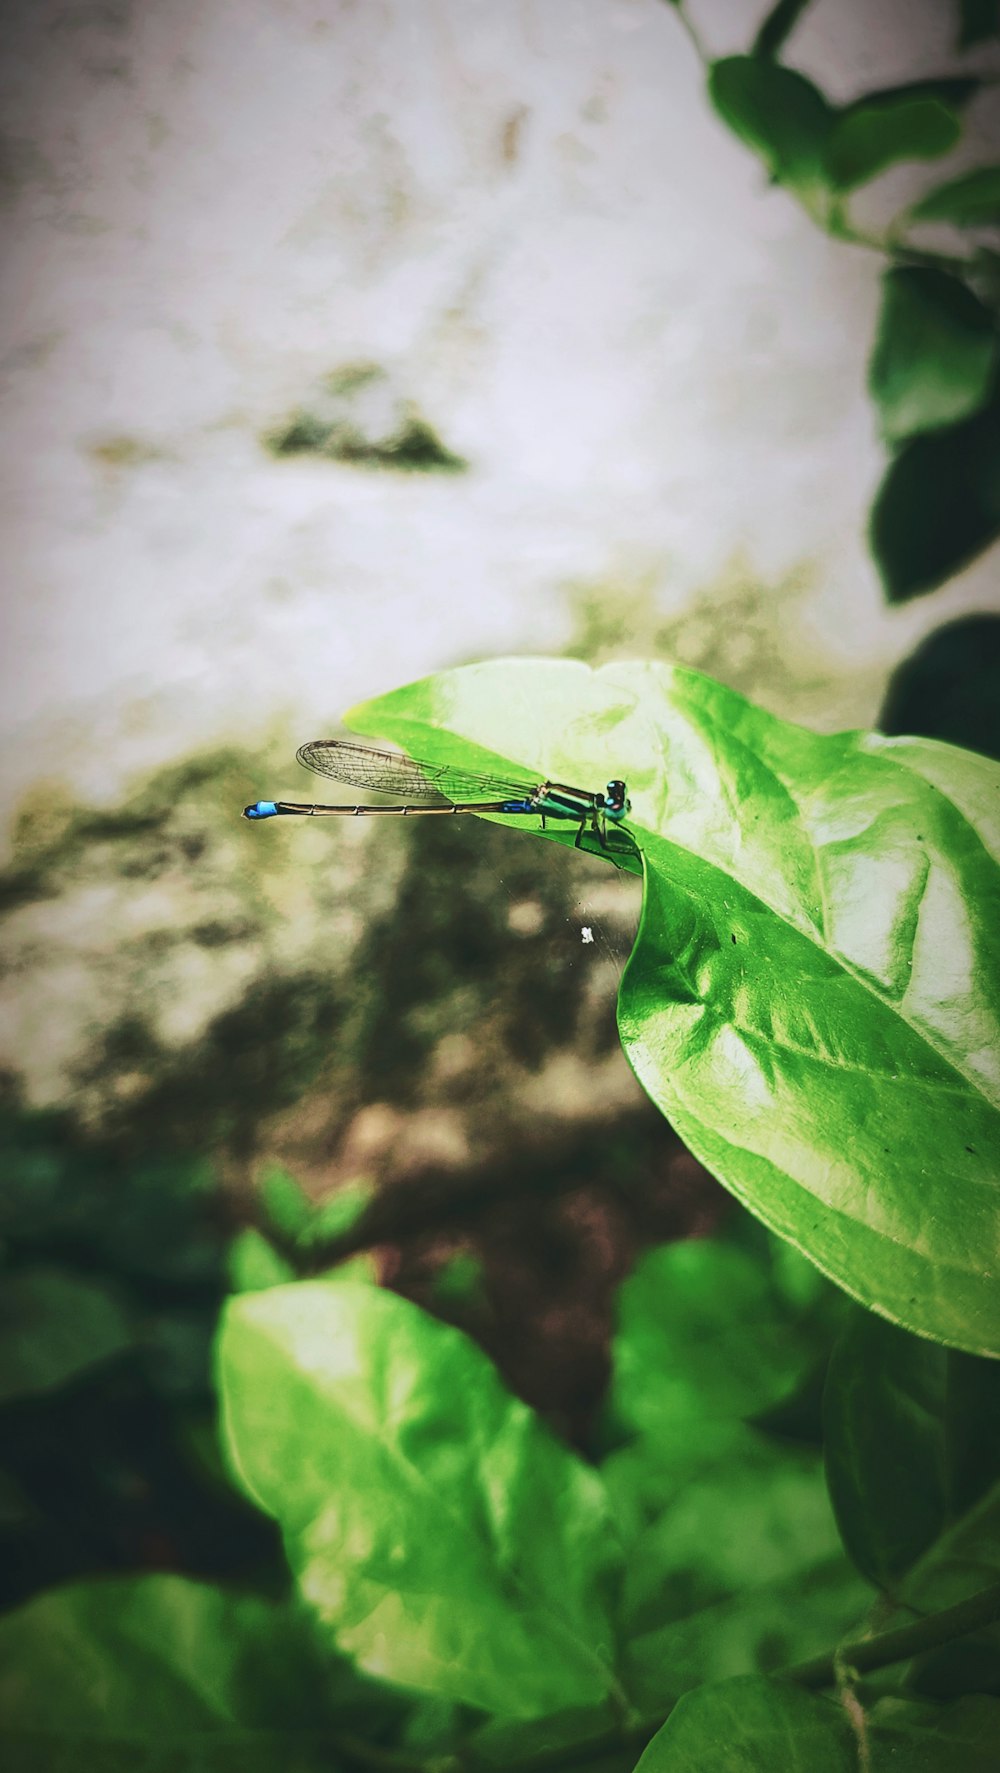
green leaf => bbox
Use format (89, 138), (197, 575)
(860, 1482), (1000, 1700)
(609, 1239), (827, 1451)
(823, 1309), (950, 1585)
(349, 666), (1000, 1354)
(957, 0), (1000, 48)
(870, 400), (1000, 600)
(637, 1676), (854, 1770)
(868, 268), (998, 443)
(879, 614), (1000, 763)
(636, 1677), (1000, 1771)
(0, 1574), (369, 1738)
(1, 1737), (336, 1773)
(866, 1696), (1000, 1770)
(823, 1312), (1000, 1590)
(217, 1280), (624, 1718)
(707, 57), (833, 196)
(826, 95), (962, 192)
(227, 1228), (296, 1293)
(614, 1430), (870, 1705)
(349, 659), (1000, 1356)
(0, 1266), (134, 1403)
(751, 0), (815, 59)
(259, 1163), (314, 1239)
(909, 165), (1000, 228)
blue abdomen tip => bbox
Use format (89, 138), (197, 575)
(244, 801), (278, 820)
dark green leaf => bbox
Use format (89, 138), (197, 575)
(636, 1678), (1000, 1771)
(909, 165), (1000, 228)
(879, 615), (1000, 762)
(351, 660), (1000, 1355)
(1, 1736), (337, 1773)
(867, 1696), (1000, 1770)
(636, 1676), (855, 1771)
(612, 1430), (870, 1705)
(868, 268), (998, 443)
(826, 96), (962, 192)
(0, 1575), (370, 1736)
(0, 1267), (133, 1403)
(707, 57), (833, 196)
(217, 1280), (624, 1718)
(870, 400), (1000, 599)
(957, 0), (1000, 48)
(751, 0), (814, 59)
(823, 1310), (950, 1584)
(863, 1483), (1000, 1700)
(849, 78), (981, 113)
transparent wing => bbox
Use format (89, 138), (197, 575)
(295, 739), (538, 803)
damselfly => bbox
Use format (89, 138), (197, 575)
(244, 740), (631, 850)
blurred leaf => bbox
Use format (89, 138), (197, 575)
(609, 1240), (825, 1453)
(870, 399), (1000, 599)
(866, 1696), (1000, 1768)
(708, 57), (833, 197)
(353, 659), (1000, 1355)
(909, 164), (1000, 228)
(957, 0), (1000, 48)
(0, 1574), (380, 1739)
(751, 0), (814, 58)
(868, 268), (998, 443)
(826, 95), (961, 192)
(823, 1310), (950, 1585)
(2, 1737), (337, 1773)
(259, 1165), (313, 1240)
(227, 1230), (296, 1294)
(866, 1482), (1000, 1701)
(0, 1267), (133, 1403)
(301, 1179), (375, 1245)
(217, 1280), (624, 1718)
(636, 1679), (1000, 1771)
(635, 1676), (854, 1771)
(847, 77), (982, 113)
(615, 1429), (869, 1706)
(880, 615), (1000, 762)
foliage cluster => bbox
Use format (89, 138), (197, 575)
(676, 0), (1000, 601)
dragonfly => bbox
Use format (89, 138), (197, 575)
(244, 740), (631, 851)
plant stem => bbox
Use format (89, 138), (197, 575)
(783, 1579), (1000, 1691)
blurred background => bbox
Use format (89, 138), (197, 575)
(1, 0), (998, 1608)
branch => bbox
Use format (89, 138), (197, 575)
(783, 1579), (1000, 1690)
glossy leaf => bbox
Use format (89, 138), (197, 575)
(868, 268), (998, 443)
(751, 0), (815, 58)
(0, 1266), (133, 1403)
(707, 57), (832, 197)
(826, 96), (961, 192)
(350, 659), (1000, 1356)
(217, 1280), (623, 1718)
(909, 164), (1000, 228)
(870, 400), (1000, 600)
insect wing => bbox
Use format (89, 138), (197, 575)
(295, 740), (536, 803)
